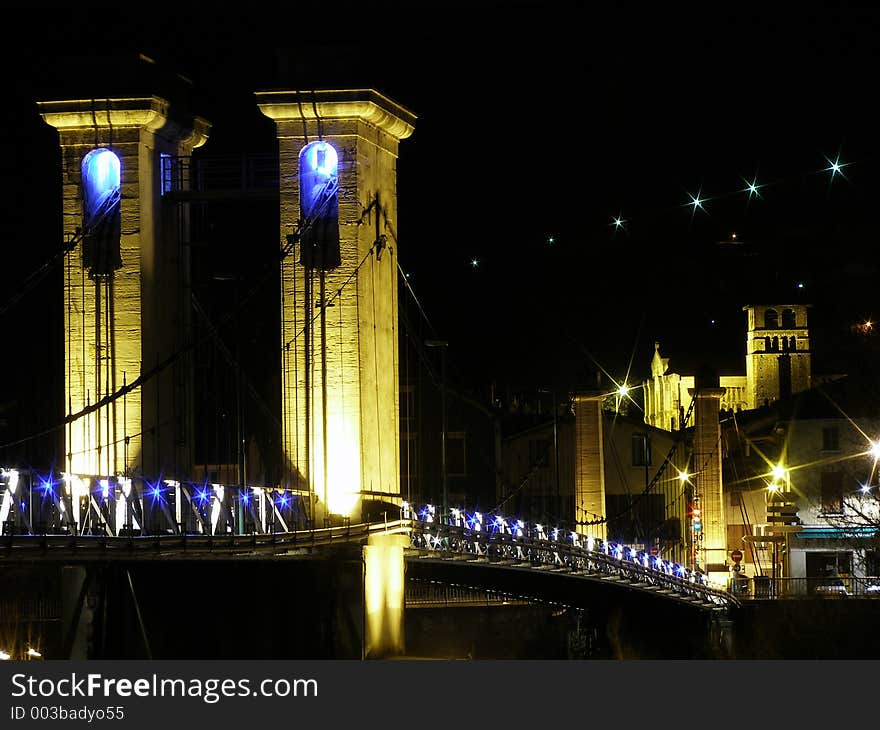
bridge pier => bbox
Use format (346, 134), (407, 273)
(363, 533), (407, 659)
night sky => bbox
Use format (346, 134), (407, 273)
(3, 6), (880, 454)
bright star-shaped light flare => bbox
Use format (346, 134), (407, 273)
(742, 176), (763, 200)
(825, 154), (849, 182)
(686, 189), (706, 218)
(470, 258), (479, 268)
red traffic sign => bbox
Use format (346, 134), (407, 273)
(730, 549), (743, 564)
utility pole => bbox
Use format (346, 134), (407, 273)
(554, 392), (560, 522)
(425, 340), (449, 520)
(539, 387), (561, 521)
(319, 268), (328, 520)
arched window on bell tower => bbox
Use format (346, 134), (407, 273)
(781, 308), (796, 329)
(81, 148), (122, 278)
(764, 308), (778, 329)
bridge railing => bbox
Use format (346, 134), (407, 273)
(0, 469), (312, 539)
(404, 505), (736, 608)
(735, 575), (880, 599)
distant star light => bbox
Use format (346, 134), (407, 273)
(687, 189), (706, 218)
(742, 176), (763, 200)
(470, 258), (479, 268)
(825, 154), (848, 181)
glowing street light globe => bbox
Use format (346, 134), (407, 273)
(871, 441), (880, 461)
(771, 464), (787, 482)
(617, 384), (629, 397)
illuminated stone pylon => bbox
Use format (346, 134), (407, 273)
(689, 377), (727, 580)
(257, 90), (415, 519)
(574, 393), (607, 540)
(39, 97), (209, 479)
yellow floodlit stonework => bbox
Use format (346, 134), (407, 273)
(644, 304), (813, 431)
(39, 97), (209, 479)
(257, 89), (415, 519)
(574, 394), (607, 540)
(690, 385), (727, 580)
(363, 533), (407, 658)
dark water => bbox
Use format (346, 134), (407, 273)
(4, 564), (880, 660)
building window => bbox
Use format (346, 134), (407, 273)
(822, 427), (840, 452)
(820, 470), (844, 514)
(632, 434), (652, 467)
(447, 431), (467, 477)
(764, 308), (779, 329)
(764, 336), (772, 352)
(781, 308), (796, 329)
(160, 152), (172, 194)
(606, 494), (665, 544)
(528, 438), (552, 470)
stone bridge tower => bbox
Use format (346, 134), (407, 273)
(257, 89), (415, 521)
(39, 97), (209, 480)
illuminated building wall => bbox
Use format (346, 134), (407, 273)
(39, 97), (209, 479)
(644, 343), (747, 430)
(690, 384), (727, 577)
(644, 305), (813, 431)
(744, 304), (811, 410)
(574, 394), (606, 540)
(257, 90), (415, 518)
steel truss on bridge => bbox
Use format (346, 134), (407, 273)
(405, 505), (737, 610)
(0, 470), (736, 608)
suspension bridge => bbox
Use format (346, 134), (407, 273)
(0, 89), (742, 660)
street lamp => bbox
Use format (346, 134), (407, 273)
(767, 462), (791, 588)
(425, 340), (449, 520)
